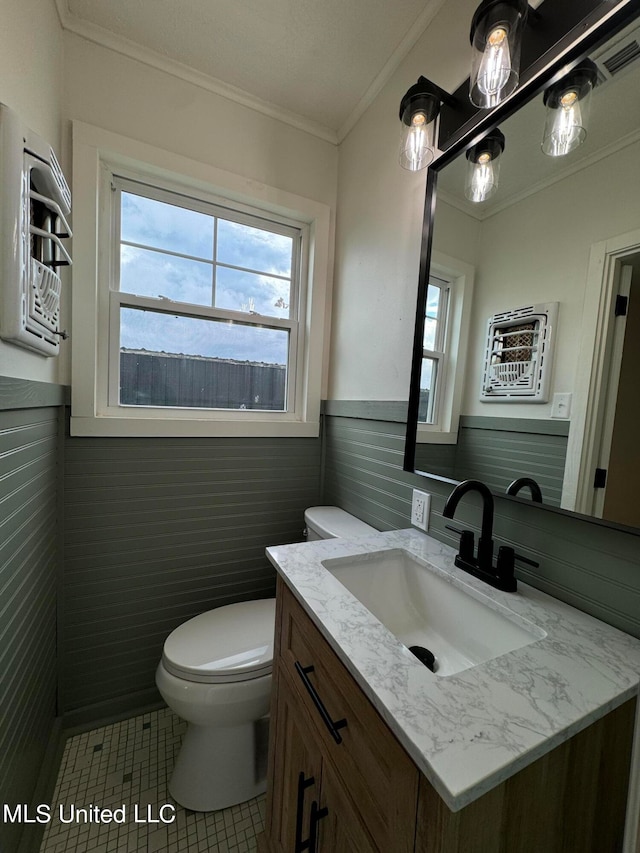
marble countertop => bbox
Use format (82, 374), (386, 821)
(266, 529), (640, 812)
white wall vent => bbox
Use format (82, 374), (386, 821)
(592, 21), (640, 84)
(480, 302), (558, 403)
(0, 104), (72, 357)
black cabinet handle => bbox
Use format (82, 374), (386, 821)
(295, 771), (315, 853)
(308, 800), (329, 852)
(294, 661), (347, 744)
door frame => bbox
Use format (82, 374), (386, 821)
(563, 227), (640, 514)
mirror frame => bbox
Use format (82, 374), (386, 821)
(404, 0), (640, 536)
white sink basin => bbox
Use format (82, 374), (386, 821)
(322, 548), (546, 677)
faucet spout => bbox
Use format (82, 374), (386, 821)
(506, 477), (543, 503)
(443, 479), (494, 545)
(443, 479), (517, 591)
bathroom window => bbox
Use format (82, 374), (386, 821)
(416, 254), (475, 443)
(418, 276), (450, 425)
(110, 178), (302, 414)
(70, 123), (331, 437)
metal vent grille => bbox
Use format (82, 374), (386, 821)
(603, 39), (640, 76)
(48, 147), (71, 212)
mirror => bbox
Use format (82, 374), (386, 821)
(408, 13), (640, 533)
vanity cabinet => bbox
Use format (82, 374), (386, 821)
(260, 577), (636, 853)
(262, 577), (419, 853)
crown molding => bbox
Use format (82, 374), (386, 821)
(56, 0), (452, 148)
(55, 0), (339, 144)
(336, 0), (449, 142)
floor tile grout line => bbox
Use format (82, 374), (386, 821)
(39, 708), (265, 853)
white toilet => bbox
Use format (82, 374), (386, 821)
(156, 506), (376, 812)
(304, 505), (377, 541)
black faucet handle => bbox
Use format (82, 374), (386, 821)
(445, 525), (475, 563)
(513, 551), (539, 568)
(497, 546), (539, 581)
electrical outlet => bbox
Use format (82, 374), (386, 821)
(411, 489), (430, 531)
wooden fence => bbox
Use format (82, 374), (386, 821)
(120, 349), (286, 410)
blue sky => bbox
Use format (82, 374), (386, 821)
(119, 191), (294, 364)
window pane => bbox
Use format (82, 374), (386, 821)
(119, 307), (288, 410)
(217, 218), (293, 277)
(418, 358), (438, 424)
(424, 284), (441, 350)
(121, 192), (215, 260)
(216, 267), (291, 318)
(120, 245), (213, 306)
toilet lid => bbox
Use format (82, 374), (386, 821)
(162, 598), (276, 684)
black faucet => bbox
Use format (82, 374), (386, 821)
(506, 477), (543, 503)
(443, 479), (538, 592)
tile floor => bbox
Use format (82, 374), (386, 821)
(39, 708), (265, 853)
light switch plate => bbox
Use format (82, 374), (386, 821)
(551, 392), (572, 418)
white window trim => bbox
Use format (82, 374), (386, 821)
(416, 252), (475, 444)
(70, 121), (332, 437)
(420, 275), (450, 427)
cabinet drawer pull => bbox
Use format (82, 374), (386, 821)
(309, 800), (329, 852)
(295, 772), (315, 853)
(295, 661), (347, 744)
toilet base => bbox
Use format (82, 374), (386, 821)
(169, 718), (269, 812)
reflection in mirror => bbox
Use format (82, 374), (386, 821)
(413, 17), (640, 532)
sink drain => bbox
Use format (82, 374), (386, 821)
(409, 645), (438, 673)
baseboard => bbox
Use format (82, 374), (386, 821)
(61, 688), (165, 735)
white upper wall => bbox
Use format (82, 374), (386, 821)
(62, 31), (339, 392)
(329, 0), (480, 401)
(0, 0), (64, 383)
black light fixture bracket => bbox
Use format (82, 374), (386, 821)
(439, 0), (629, 150)
(542, 58), (598, 108)
(399, 77), (456, 124)
(465, 128), (506, 163)
(470, 0), (529, 42)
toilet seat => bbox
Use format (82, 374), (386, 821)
(162, 598), (276, 684)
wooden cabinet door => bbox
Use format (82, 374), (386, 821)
(265, 666), (323, 853)
(315, 760), (378, 853)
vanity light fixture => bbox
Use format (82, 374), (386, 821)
(541, 60), (598, 157)
(465, 129), (505, 202)
(398, 77), (447, 171)
(469, 0), (528, 109)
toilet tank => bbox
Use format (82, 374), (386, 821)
(304, 506), (377, 541)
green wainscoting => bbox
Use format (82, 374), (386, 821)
(0, 396), (61, 853)
(62, 427), (322, 724)
(415, 416), (568, 506)
(322, 402), (640, 640)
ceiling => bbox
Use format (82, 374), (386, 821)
(56, 0), (449, 142)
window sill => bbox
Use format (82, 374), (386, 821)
(69, 415), (320, 438)
(416, 428), (459, 445)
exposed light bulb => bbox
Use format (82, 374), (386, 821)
(467, 153), (495, 202)
(469, 1), (527, 108)
(541, 61), (597, 158)
(407, 113), (428, 170)
(543, 89), (585, 157)
(399, 109), (435, 171)
(398, 78), (443, 171)
(477, 27), (512, 97)
(465, 130), (504, 203)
